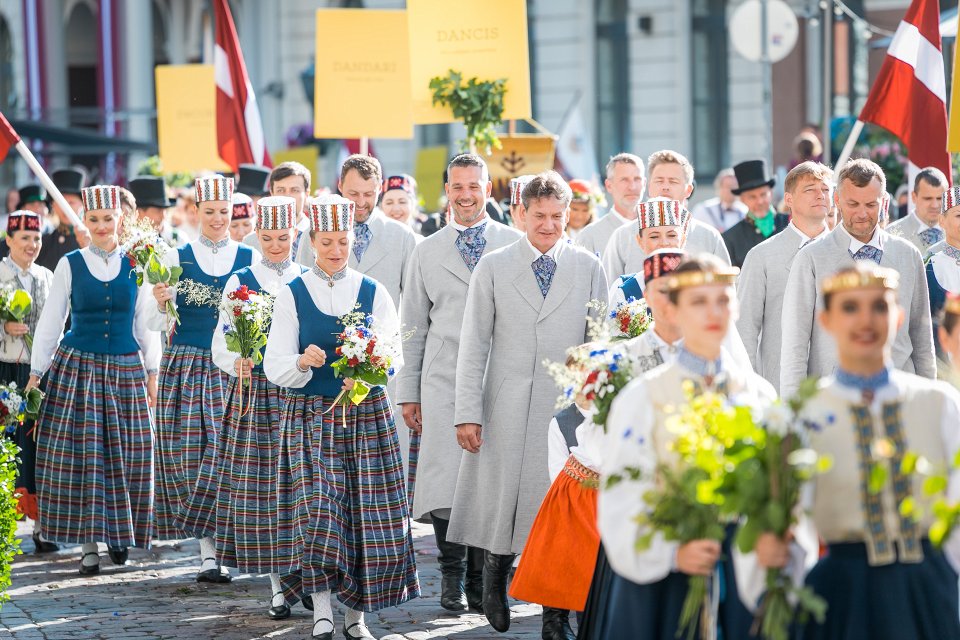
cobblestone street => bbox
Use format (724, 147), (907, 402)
(0, 521), (545, 639)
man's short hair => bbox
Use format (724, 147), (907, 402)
(270, 161), (312, 193)
(446, 153), (490, 182)
(713, 168), (736, 190)
(339, 154), (383, 185)
(784, 161), (833, 194)
(913, 167), (948, 193)
(118, 187), (136, 215)
(647, 150), (695, 186)
(837, 158), (886, 194)
(521, 170), (573, 209)
(605, 153), (645, 180)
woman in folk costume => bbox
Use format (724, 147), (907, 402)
(925, 185), (960, 320)
(177, 196), (310, 617)
(940, 293), (960, 381)
(740, 264), (960, 640)
(595, 254), (774, 640)
(0, 211), (55, 553)
(264, 194), (419, 640)
(150, 174), (257, 582)
(27, 186), (160, 575)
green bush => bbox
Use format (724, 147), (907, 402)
(0, 438), (22, 607)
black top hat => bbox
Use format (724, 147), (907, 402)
(129, 176), (176, 208)
(17, 184), (46, 208)
(50, 168), (87, 196)
(731, 160), (776, 195)
(236, 164), (271, 197)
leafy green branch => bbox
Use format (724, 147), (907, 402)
(429, 69), (507, 155)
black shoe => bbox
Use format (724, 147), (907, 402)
(541, 607), (576, 640)
(267, 599), (291, 620)
(342, 621), (376, 639)
(466, 545), (485, 612)
(196, 558), (232, 583)
(312, 619), (334, 640)
(301, 595), (314, 610)
(440, 574), (467, 611)
(482, 551), (515, 632)
(32, 532), (58, 554)
(107, 546), (128, 566)
(79, 551), (100, 576)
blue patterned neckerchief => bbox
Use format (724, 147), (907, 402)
(836, 367), (890, 403)
(677, 347), (722, 379)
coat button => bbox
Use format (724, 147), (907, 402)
(103, 334), (109, 338)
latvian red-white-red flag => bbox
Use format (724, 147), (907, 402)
(0, 111), (20, 164)
(859, 0), (950, 178)
(214, 0), (271, 171)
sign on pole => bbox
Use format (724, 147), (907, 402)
(155, 65), (229, 173)
(407, 0), (531, 124)
(314, 9), (414, 139)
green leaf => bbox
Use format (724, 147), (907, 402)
(868, 463), (888, 494)
(8, 290), (31, 321)
(901, 451), (919, 475)
(923, 474), (949, 496)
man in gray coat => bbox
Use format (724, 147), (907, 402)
(886, 166), (947, 254)
(397, 153), (522, 614)
(602, 149), (731, 278)
(780, 158), (936, 397)
(573, 152), (644, 256)
(448, 171), (608, 633)
(737, 161), (831, 388)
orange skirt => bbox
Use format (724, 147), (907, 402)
(509, 455), (600, 611)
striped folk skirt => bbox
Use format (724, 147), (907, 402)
(0, 360), (39, 520)
(35, 347), (154, 548)
(275, 386), (420, 612)
(510, 455), (600, 611)
(180, 368), (284, 573)
(155, 344), (227, 540)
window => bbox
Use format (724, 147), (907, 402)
(595, 0), (630, 167)
(691, 0), (729, 178)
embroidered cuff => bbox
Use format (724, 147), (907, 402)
(295, 357), (310, 374)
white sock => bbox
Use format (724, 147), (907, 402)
(312, 591), (334, 633)
(198, 537), (218, 572)
(81, 542), (100, 566)
(344, 608), (368, 634)
(269, 573), (284, 607)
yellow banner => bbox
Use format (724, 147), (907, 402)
(273, 147), (320, 186)
(414, 145), (449, 212)
(314, 9), (413, 140)
(488, 134), (557, 202)
(408, 0), (531, 125)
(155, 65), (229, 174)
(949, 4), (960, 152)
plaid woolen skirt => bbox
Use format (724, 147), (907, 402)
(180, 368), (284, 573)
(275, 386), (420, 612)
(35, 347), (154, 548)
(155, 344), (227, 540)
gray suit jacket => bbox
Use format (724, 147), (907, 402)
(602, 218), (731, 279)
(447, 238), (608, 554)
(736, 226), (808, 388)
(887, 214), (943, 255)
(575, 209), (629, 256)
(779, 225), (936, 397)
(396, 221), (522, 519)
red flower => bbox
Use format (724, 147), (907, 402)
(348, 357), (360, 367)
(233, 307), (242, 317)
(620, 318), (630, 332)
(365, 340), (376, 355)
(128, 257), (137, 268)
(370, 356), (382, 368)
(585, 391), (596, 401)
(233, 285), (251, 301)
(585, 370), (599, 385)
(335, 347), (343, 356)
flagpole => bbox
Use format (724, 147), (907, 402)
(13, 140), (84, 228)
(832, 119), (864, 181)
(359, 137), (369, 156)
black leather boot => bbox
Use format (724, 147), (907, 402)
(482, 551), (515, 632)
(541, 607), (576, 640)
(465, 545), (485, 612)
(432, 515), (467, 611)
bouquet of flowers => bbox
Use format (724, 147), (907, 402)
(0, 288), (33, 350)
(178, 280), (275, 416)
(0, 382), (43, 435)
(667, 379), (828, 640)
(329, 305), (400, 407)
(609, 296), (652, 339)
(545, 343), (635, 430)
(120, 216), (181, 324)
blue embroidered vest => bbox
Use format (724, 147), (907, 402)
(61, 251), (139, 355)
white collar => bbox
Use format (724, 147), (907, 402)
(2, 257), (34, 278)
(648, 324), (682, 351)
(910, 211), (942, 232)
(789, 221), (828, 247)
(449, 213), (489, 233)
(608, 206), (634, 225)
(525, 237), (562, 261)
(841, 224), (883, 254)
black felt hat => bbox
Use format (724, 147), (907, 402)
(50, 168), (87, 196)
(129, 176), (176, 208)
(236, 164), (271, 197)
(17, 184), (46, 207)
(731, 160), (776, 195)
